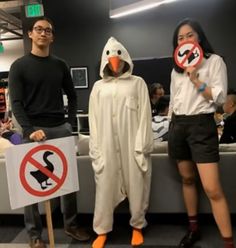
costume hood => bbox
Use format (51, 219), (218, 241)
(100, 37), (133, 79)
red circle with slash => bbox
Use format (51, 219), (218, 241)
(174, 41), (203, 69)
(20, 144), (68, 197)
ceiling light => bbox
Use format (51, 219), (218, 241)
(110, 0), (178, 19)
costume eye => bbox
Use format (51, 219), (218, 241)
(117, 50), (122, 55)
(106, 50), (110, 55)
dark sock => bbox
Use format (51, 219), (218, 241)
(188, 215), (198, 232)
(223, 237), (235, 248)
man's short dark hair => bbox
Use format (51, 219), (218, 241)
(227, 89), (236, 105)
(149, 83), (164, 98)
(27, 16), (55, 34)
(156, 95), (170, 114)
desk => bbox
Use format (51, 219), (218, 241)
(77, 114), (89, 135)
(64, 113), (89, 135)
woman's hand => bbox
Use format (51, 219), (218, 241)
(185, 66), (199, 84)
(0, 119), (12, 132)
(186, 66), (213, 100)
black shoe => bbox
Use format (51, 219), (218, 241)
(29, 238), (46, 248)
(178, 230), (201, 248)
(65, 227), (90, 241)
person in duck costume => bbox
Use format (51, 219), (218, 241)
(89, 37), (153, 248)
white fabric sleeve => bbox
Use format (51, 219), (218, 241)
(168, 70), (175, 117)
(134, 79), (154, 155)
(88, 88), (104, 173)
(209, 56), (227, 106)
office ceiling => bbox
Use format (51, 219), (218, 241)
(0, 0), (155, 41)
(110, 0), (141, 9)
(0, 0), (109, 41)
(0, 0), (23, 41)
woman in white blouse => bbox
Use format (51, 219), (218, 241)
(168, 18), (234, 248)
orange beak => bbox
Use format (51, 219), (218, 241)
(108, 56), (120, 73)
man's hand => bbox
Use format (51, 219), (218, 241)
(29, 130), (46, 142)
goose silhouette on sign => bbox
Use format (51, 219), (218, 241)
(178, 49), (199, 64)
(30, 151), (54, 190)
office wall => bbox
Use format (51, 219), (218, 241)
(22, 0), (236, 112)
(0, 39), (24, 72)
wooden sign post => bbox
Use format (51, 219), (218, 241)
(45, 200), (55, 248)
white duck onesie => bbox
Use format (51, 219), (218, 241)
(89, 37), (153, 234)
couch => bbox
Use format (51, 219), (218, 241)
(1, 137), (236, 215)
(75, 151), (236, 214)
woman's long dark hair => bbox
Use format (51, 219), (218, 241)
(172, 18), (215, 73)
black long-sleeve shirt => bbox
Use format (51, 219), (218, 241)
(9, 53), (77, 138)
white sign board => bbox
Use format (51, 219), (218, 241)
(5, 136), (79, 209)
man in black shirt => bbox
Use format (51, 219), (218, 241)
(9, 17), (90, 248)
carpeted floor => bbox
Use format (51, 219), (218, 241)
(0, 224), (223, 248)
(0, 245), (204, 248)
(1, 213), (235, 248)
(0, 245), (201, 248)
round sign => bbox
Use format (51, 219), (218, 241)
(174, 41), (203, 69)
(19, 144), (68, 197)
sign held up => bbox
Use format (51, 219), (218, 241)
(5, 136), (79, 209)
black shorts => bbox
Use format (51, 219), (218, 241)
(168, 113), (219, 163)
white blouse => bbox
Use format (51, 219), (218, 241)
(169, 54), (227, 116)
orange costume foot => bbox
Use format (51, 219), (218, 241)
(92, 234), (107, 248)
(131, 228), (144, 246)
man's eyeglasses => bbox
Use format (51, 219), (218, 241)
(33, 26), (53, 35)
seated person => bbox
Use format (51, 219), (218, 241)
(214, 105), (224, 125)
(0, 118), (22, 145)
(152, 95), (170, 142)
(148, 83), (165, 116)
(220, 90), (236, 143)
(214, 106), (225, 139)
